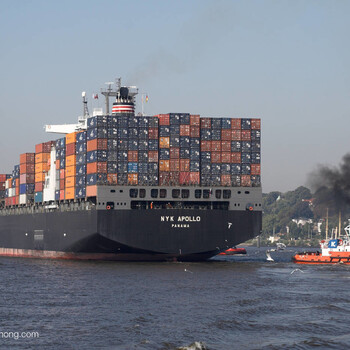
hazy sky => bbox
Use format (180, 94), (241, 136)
(1, 0), (349, 193)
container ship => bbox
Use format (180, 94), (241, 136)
(0, 79), (262, 261)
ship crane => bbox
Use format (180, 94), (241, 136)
(45, 92), (92, 134)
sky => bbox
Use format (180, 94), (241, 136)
(0, 0), (349, 193)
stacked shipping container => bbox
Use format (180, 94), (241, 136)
(3, 114), (261, 206)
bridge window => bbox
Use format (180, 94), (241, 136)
(223, 190), (231, 199)
(203, 189), (210, 199)
(215, 190), (222, 199)
(139, 189), (146, 198)
(195, 189), (202, 198)
(182, 189), (189, 199)
(172, 189), (180, 198)
(160, 189), (167, 198)
(130, 189), (138, 198)
(151, 189), (158, 198)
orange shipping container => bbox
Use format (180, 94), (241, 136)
(86, 185), (97, 197)
(65, 165), (76, 178)
(35, 153), (50, 164)
(35, 173), (45, 182)
(66, 132), (78, 145)
(66, 155), (76, 167)
(159, 160), (170, 172)
(35, 162), (50, 173)
(128, 174), (138, 185)
(20, 163), (35, 174)
(56, 160), (60, 170)
(87, 139), (108, 152)
(60, 169), (65, 178)
(159, 137), (170, 148)
(107, 174), (118, 185)
(20, 153), (35, 164)
(65, 187), (75, 200)
(65, 176), (76, 188)
(87, 162), (107, 174)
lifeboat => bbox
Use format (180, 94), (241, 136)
(293, 223), (350, 264)
(219, 247), (247, 255)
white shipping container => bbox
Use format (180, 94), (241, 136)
(19, 194), (27, 205)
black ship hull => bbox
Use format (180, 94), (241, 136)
(0, 209), (261, 261)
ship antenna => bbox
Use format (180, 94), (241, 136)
(82, 91), (89, 118)
(101, 81), (115, 115)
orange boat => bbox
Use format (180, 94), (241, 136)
(219, 247), (247, 255)
(293, 223), (350, 264)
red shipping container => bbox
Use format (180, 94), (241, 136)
(179, 172), (190, 185)
(221, 130), (232, 141)
(159, 160), (170, 172)
(251, 119), (261, 130)
(211, 152), (221, 163)
(190, 126), (200, 138)
(170, 159), (180, 172)
(231, 152), (241, 163)
(35, 143), (44, 154)
(20, 163), (35, 174)
(87, 139), (107, 151)
(15, 179), (19, 187)
(241, 130), (251, 141)
(231, 119), (241, 130)
(60, 189), (65, 200)
(211, 141), (221, 152)
(158, 114), (170, 125)
(189, 172), (200, 185)
(221, 152), (231, 163)
(148, 127), (159, 139)
(180, 159), (190, 172)
(241, 175), (251, 187)
(251, 164), (261, 175)
(190, 114), (200, 126)
(170, 147), (180, 159)
(169, 172), (179, 184)
(201, 141), (211, 152)
(20, 173), (35, 184)
(180, 125), (190, 136)
(159, 172), (170, 185)
(66, 143), (76, 156)
(148, 151), (158, 163)
(0, 183), (5, 190)
(87, 162), (107, 174)
(200, 118), (211, 129)
(221, 141), (231, 152)
(20, 153), (35, 164)
(60, 169), (65, 179)
(221, 175), (231, 186)
(232, 130), (242, 141)
(35, 181), (44, 192)
(0, 174), (7, 182)
(56, 160), (60, 170)
(128, 150), (138, 162)
(60, 179), (65, 189)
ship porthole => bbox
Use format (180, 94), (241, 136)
(63, 233), (67, 237)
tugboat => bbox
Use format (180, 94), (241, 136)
(293, 223), (350, 264)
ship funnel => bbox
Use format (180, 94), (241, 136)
(112, 86), (135, 115)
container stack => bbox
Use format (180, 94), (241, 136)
(76, 131), (87, 199)
(19, 153), (35, 205)
(116, 115), (128, 186)
(55, 137), (66, 200)
(106, 115), (118, 185)
(189, 114), (200, 185)
(127, 116), (139, 185)
(0, 174), (8, 202)
(86, 115), (108, 196)
(34, 141), (53, 203)
(158, 114), (170, 185)
(146, 116), (159, 186)
(65, 132), (77, 200)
